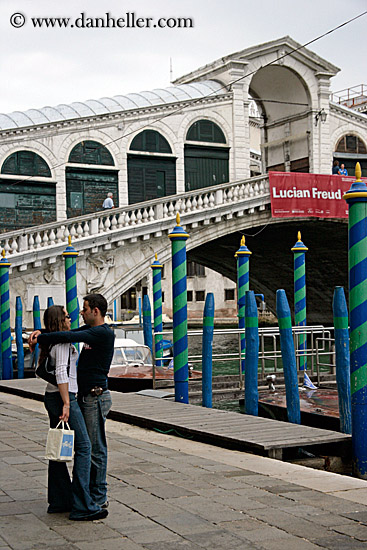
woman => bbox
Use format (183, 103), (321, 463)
(40, 305), (107, 521)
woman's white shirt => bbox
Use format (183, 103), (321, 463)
(45, 343), (78, 393)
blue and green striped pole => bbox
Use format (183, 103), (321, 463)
(333, 286), (352, 434)
(151, 254), (164, 368)
(143, 294), (153, 354)
(236, 236), (251, 374)
(0, 251), (12, 379)
(291, 232), (308, 373)
(62, 236), (79, 331)
(15, 296), (24, 379)
(244, 290), (259, 416)
(343, 162), (367, 477)
(32, 295), (41, 368)
(276, 289), (301, 424)
(168, 213), (189, 404)
(202, 292), (214, 408)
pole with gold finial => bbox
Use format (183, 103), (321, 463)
(62, 236), (79, 331)
(151, 253), (164, 368)
(0, 249), (12, 379)
(236, 236), (252, 375)
(343, 162), (367, 478)
(168, 213), (190, 403)
(291, 231), (308, 375)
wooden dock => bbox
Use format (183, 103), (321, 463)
(0, 379), (351, 460)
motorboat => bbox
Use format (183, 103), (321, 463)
(107, 338), (202, 392)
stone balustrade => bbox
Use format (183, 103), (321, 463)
(0, 175), (270, 265)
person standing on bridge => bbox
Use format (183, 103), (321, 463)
(30, 293), (115, 511)
(102, 192), (114, 210)
(338, 163), (348, 176)
(332, 160), (340, 174)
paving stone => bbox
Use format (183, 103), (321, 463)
(340, 510), (367, 524)
(0, 513), (68, 550)
(240, 525), (292, 543)
(147, 484), (197, 499)
(312, 534), (367, 549)
(0, 502), (27, 515)
(255, 537), (322, 550)
(153, 511), (214, 535)
(331, 522), (367, 540)
(127, 527), (182, 544)
(142, 540), (203, 550)
(75, 538), (145, 550)
(4, 488), (45, 501)
(52, 521), (118, 542)
(184, 528), (248, 548)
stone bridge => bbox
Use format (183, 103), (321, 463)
(1, 174), (348, 326)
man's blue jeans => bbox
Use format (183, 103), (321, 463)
(79, 390), (112, 506)
(44, 391), (101, 518)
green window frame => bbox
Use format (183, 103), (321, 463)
(130, 130), (172, 154)
(186, 120), (226, 144)
(1, 151), (51, 177)
(68, 140), (114, 165)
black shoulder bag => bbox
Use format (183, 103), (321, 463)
(36, 346), (71, 386)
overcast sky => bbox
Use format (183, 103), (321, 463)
(0, 0), (366, 114)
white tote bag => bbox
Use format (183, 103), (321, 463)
(45, 421), (75, 462)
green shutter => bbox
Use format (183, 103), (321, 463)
(68, 141), (114, 166)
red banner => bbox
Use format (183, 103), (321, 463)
(269, 172), (364, 219)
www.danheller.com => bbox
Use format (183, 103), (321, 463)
(10, 12), (194, 29)
(272, 187), (343, 200)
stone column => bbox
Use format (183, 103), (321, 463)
(229, 62), (250, 180)
(311, 74), (332, 174)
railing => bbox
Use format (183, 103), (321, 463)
(152, 325), (335, 389)
(0, 174), (269, 257)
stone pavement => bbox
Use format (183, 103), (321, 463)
(2, 395), (367, 550)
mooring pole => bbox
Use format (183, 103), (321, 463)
(151, 254), (164, 367)
(0, 251), (12, 379)
(343, 162), (367, 477)
(143, 294), (153, 354)
(236, 236), (251, 375)
(47, 297), (54, 308)
(202, 292), (214, 408)
(276, 289), (301, 424)
(168, 213), (189, 404)
(32, 295), (41, 369)
(62, 236), (79, 331)
(291, 232), (308, 372)
(15, 296), (24, 379)
(244, 290), (259, 416)
(333, 286), (352, 434)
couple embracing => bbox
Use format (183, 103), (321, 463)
(30, 293), (115, 521)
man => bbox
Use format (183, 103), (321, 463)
(31, 293), (115, 510)
(338, 163), (348, 176)
(332, 160), (340, 174)
(102, 192), (114, 209)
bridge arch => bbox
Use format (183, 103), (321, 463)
(62, 137), (119, 217)
(127, 128), (177, 204)
(0, 149), (56, 230)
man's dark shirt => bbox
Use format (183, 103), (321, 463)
(37, 324), (115, 394)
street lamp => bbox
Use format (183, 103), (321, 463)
(315, 108), (327, 127)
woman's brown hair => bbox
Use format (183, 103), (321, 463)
(38, 305), (68, 364)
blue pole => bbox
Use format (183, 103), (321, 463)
(32, 295), (41, 367)
(236, 237), (251, 374)
(0, 251), (12, 379)
(244, 290), (259, 416)
(343, 163), (367, 477)
(143, 295), (153, 354)
(47, 297), (54, 308)
(333, 286), (352, 434)
(15, 297), (24, 379)
(151, 254), (164, 368)
(202, 292), (214, 408)
(113, 299), (117, 322)
(276, 289), (301, 424)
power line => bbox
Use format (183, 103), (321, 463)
(2, 9), (367, 189)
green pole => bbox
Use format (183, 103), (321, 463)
(62, 236), (79, 330)
(0, 251), (12, 379)
(291, 231), (308, 374)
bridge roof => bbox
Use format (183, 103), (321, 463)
(0, 80), (225, 131)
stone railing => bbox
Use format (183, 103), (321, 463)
(0, 174), (269, 257)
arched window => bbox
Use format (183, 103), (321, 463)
(336, 135), (367, 154)
(186, 120), (226, 144)
(68, 140), (114, 165)
(130, 130), (172, 154)
(184, 120), (229, 191)
(1, 151), (51, 177)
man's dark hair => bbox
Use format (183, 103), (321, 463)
(83, 293), (108, 317)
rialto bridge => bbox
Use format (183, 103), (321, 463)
(0, 175), (348, 326)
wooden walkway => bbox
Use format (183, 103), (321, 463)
(0, 379), (351, 460)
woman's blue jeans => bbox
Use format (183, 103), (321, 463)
(44, 391), (101, 518)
